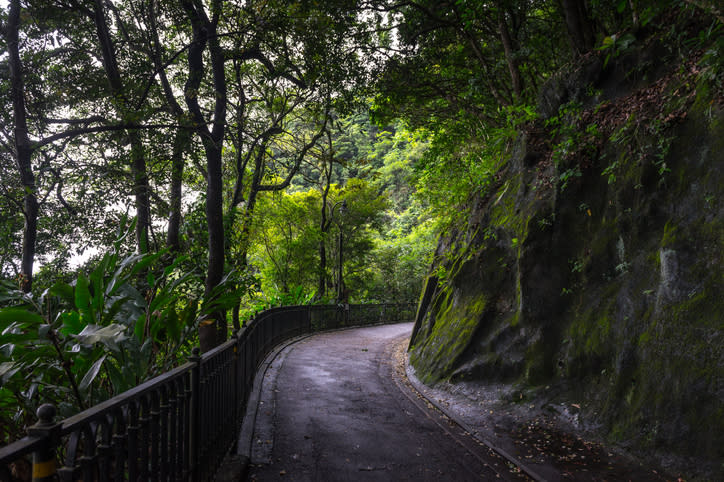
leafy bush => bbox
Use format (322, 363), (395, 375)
(0, 222), (204, 443)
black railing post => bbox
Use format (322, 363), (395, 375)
(188, 347), (201, 482)
(232, 329), (241, 432)
(27, 404), (59, 482)
(306, 305), (311, 334)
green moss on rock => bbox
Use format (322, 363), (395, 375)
(410, 289), (488, 384)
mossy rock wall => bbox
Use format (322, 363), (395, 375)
(408, 42), (724, 468)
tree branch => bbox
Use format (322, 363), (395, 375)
(258, 105), (330, 192)
(31, 123), (182, 151)
(42, 116), (108, 125)
(226, 47), (308, 89)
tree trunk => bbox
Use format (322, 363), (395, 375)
(202, 141), (225, 355)
(182, 0), (228, 351)
(166, 129), (187, 252)
(318, 199), (328, 299)
(204, 141), (225, 292)
(130, 132), (150, 253)
(148, 0), (188, 254)
(498, 10), (523, 100)
(93, 0), (150, 253)
(6, 0), (37, 292)
(462, 33), (509, 106)
(147, 0), (191, 254)
(560, 0), (595, 55)
(239, 172), (261, 267)
(317, 131), (334, 299)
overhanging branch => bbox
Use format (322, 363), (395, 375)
(31, 123), (183, 151)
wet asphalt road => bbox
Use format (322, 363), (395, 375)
(247, 323), (523, 481)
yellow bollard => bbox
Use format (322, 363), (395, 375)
(27, 404), (59, 482)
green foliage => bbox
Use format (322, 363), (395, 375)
(364, 217), (436, 303)
(249, 189), (324, 298)
(371, 0), (570, 128)
(413, 117), (520, 226)
(696, 22), (724, 94)
(0, 221), (207, 443)
(597, 33), (637, 68)
(248, 179), (390, 303)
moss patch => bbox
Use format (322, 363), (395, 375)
(410, 289), (488, 384)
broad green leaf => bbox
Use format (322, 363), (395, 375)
(105, 360), (126, 393)
(180, 299), (198, 327)
(149, 290), (181, 313)
(0, 343), (15, 358)
(103, 296), (127, 325)
(38, 324), (51, 339)
(75, 324), (127, 351)
(166, 307), (180, 341)
(26, 382), (38, 400)
(0, 308), (44, 328)
(140, 339), (153, 364)
(2, 321), (29, 336)
(108, 253), (145, 296)
(49, 281), (75, 304)
(60, 311), (84, 336)
(89, 267), (104, 315)
(79, 355), (106, 392)
(150, 312), (160, 340)
(0, 362), (22, 383)
(134, 315), (145, 342)
(75, 273), (93, 322)
(129, 251), (164, 279)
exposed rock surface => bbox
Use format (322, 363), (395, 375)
(409, 24), (723, 479)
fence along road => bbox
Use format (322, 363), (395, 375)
(0, 303), (414, 481)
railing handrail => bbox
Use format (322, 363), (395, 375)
(0, 435), (45, 466)
(1, 302), (415, 481)
(59, 362), (194, 432)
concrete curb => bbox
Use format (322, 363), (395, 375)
(238, 333), (313, 464)
(216, 333), (314, 481)
(403, 356), (548, 482)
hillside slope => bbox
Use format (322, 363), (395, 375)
(409, 20), (723, 477)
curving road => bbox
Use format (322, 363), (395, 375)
(245, 323), (526, 481)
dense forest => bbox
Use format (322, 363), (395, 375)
(0, 0), (721, 473)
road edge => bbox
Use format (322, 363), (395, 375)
(396, 340), (549, 482)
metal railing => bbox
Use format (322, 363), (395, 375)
(0, 302), (415, 481)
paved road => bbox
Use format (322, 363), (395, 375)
(246, 323), (525, 481)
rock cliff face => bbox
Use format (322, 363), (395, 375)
(409, 32), (723, 473)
